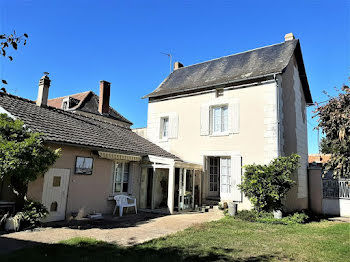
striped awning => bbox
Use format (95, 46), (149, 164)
(98, 151), (141, 162)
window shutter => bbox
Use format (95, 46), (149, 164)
(156, 115), (162, 141)
(127, 163), (133, 194)
(168, 113), (179, 139)
(230, 99), (240, 134)
(200, 104), (210, 136)
(231, 155), (242, 201)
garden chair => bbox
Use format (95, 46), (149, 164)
(113, 195), (137, 216)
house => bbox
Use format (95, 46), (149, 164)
(46, 82), (132, 127)
(0, 75), (201, 221)
(140, 33), (313, 211)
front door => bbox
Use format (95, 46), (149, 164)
(42, 168), (70, 222)
(220, 157), (232, 200)
(208, 157), (220, 197)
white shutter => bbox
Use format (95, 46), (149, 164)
(200, 104), (210, 136)
(168, 113), (178, 139)
(127, 163), (133, 194)
(231, 99), (240, 134)
(233, 99), (240, 134)
(155, 115), (162, 141)
(231, 155), (242, 201)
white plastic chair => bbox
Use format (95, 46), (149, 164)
(113, 195), (137, 216)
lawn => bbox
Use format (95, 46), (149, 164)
(1, 217), (349, 262)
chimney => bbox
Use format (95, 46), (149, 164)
(36, 73), (51, 107)
(98, 80), (110, 114)
(284, 32), (295, 41)
(174, 61), (184, 70)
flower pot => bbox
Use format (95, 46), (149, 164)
(273, 210), (283, 219)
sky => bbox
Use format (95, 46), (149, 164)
(0, 0), (349, 154)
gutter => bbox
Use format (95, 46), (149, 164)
(274, 74), (281, 157)
(143, 72), (281, 100)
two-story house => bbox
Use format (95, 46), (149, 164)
(140, 33), (313, 211)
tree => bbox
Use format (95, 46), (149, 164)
(314, 84), (350, 178)
(1, 31), (28, 88)
(319, 137), (334, 154)
(0, 114), (60, 206)
(238, 154), (300, 212)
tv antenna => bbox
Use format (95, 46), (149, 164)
(161, 52), (172, 73)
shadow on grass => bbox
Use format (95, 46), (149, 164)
(1, 238), (282, 262)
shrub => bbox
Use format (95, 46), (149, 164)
(234, 210), (258, 222)
(238, 154), (300, 212)
(234, 210), (309, 225)
(21, 200), (48, 229)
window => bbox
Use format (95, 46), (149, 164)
(62, 101), (68, 110)
(160, 117), (169, 139)
(114, 162), (130, 193)
(75, 157), (93, 175)
(211, 105), (228, 134)
(52, 176), (61, 187)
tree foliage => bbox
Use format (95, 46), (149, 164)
(238, 154), (300, 212)
(314, 84), (350, 178)
(0, 31), (28, 88)
(0, 114), (60, 201)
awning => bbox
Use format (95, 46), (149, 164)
(98, 151), (141, 162)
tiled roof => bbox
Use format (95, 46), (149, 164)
(47, 91), (133, 125)
(308, 154), (331, 164)
(0, 92), (179, 160)
(144, 39), (312, 103)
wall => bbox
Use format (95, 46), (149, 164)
(147, 81), (278, 209)
(132, 127), (147, 139)
(308, 167), (323, 214)
(27, 144), (142, 218)
(280, 55), (309, 211)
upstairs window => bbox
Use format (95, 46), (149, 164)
(211, 105), (228, 134)
(114, 162), (129, 193)
(160, 117), (169, 139)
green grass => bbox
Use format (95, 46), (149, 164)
(1, 217), (349, 262)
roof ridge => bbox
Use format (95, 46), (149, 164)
(0, 90), (131, 131)
(47, 90), (92, 101)
(175, 39), (298, 71)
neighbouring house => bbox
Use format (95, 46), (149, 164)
(139, 33), (313, 211)
(0, 75), (202, 221)
(308, 154), (350, 217)
(46, 82), (132, 127)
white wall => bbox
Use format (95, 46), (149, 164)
(147, 81), (278, 209)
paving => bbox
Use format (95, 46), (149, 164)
(328, 216), (350, 223)
(0, 210), (223, 254)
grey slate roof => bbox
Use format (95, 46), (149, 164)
(0, 92), (180, 160)
(144, 39), (312, 103)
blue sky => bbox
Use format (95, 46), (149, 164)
(0, 0), (349, 154)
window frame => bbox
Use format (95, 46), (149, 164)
(211, 104), (228, 135)
(113, 162), (130, 194)
(160, 116), (169, 140)
(74, 156), (94, 175)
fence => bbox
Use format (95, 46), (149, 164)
(322, 179), (350, 199)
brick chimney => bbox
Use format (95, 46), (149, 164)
(174, 62), (184, 70)
(36, 73), (51, 107)
(284, 32), (295, 41)
(98, 80), (110, 114)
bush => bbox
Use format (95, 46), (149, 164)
(234, 210), (309, 225)
(238, 154), (300, 212)
(21, 200), (48, 229)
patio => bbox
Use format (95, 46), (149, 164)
(0, 209), (223, 254)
